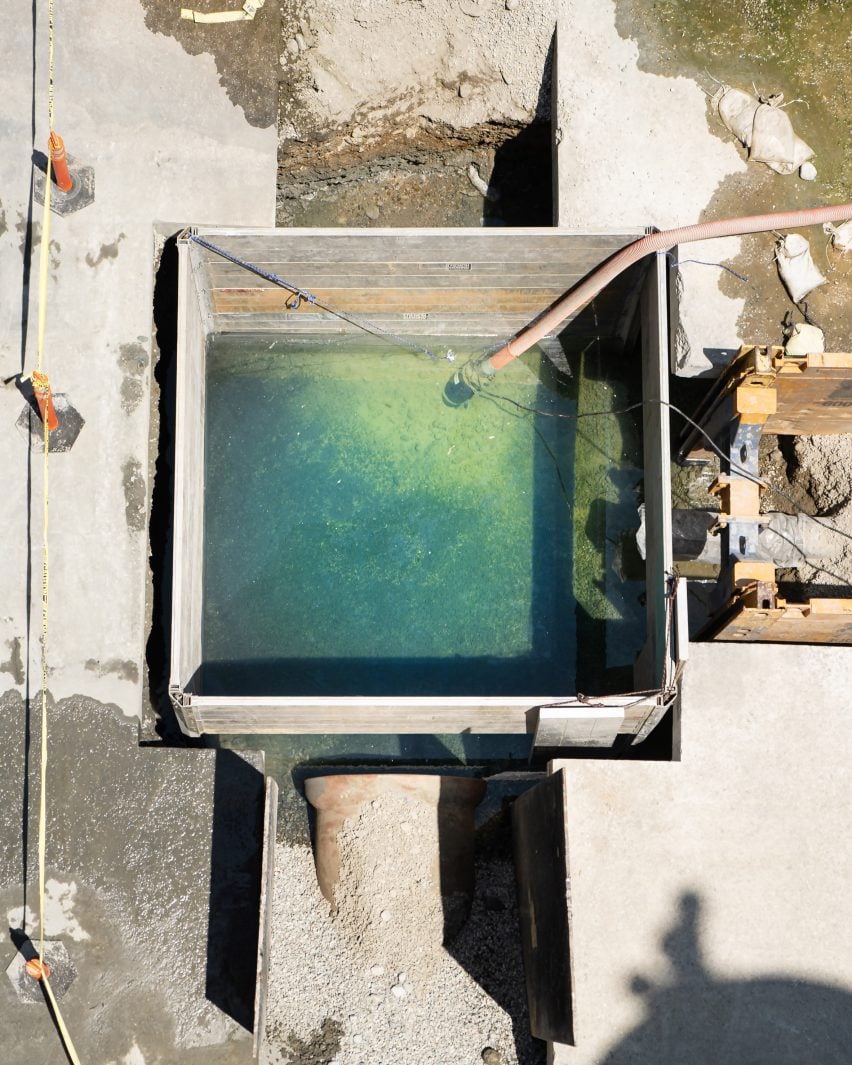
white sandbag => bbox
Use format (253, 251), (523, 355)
(775, 233), (827, 304)
(749, 95), (814, 175)
(784, 322), (825, 356)
(712, 85), (759, 148)
(824, 220), (852, 252)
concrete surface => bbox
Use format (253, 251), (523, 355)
(0, 1), (277, 1060)
(554, 0), (747, 377)
(0, 692), (266, 1063)
(550, 641), (852, 1063)
(0, 0), (276, 713)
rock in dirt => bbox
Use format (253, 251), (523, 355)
(466, 161), (500, 201)
(784, 321), (824, 356)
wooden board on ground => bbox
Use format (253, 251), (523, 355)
(768, 353), (852, 435)
(253, 776), (278, 1058)
(512, 768), (574, 1045)
(710, 598), (852, 644)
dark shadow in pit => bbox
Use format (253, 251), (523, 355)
(443, 776), (548, 1065)
(205, 748), (266, 1032)
(144, 232), (192, 744)
(483, 122), (553, 228)
(198, 653), (571, 699)
(482, 29), (554, 228)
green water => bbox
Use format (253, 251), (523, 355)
(202, 334), (583, 697)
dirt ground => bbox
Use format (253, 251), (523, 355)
(275, 0), (555, 226)
(760, 433), (852, 594)
(139, 0), (282, 127)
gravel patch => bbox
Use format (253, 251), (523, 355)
(262, 793), (543, 1065)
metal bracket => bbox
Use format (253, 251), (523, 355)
(169, 686), (201, 737)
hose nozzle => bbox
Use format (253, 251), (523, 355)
(442, 356), (497, 407)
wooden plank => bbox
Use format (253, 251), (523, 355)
(212, 313), (538, 336)
(712, 599), (852, 644)
(205, 261), (621, 282)
(188, 695), (650, 735)
(637, 252), (674, 690)
(767, 369), (852, 435)
(190, 701), (537, 734)
(210, 287), (598, 314)
(512, 769), (574, 1045)
(533, 705), (625, 748)
(195, 225), (645, 239)
(253, 776), (278, 1059)
(192, 230), (641, 267)
(206, 268), (598, 290)
(212, 313), (625, 337)
(169, 239), (208, 696)
(764, 355), (852, 435)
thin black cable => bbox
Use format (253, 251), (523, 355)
(486, 391), (852, 545)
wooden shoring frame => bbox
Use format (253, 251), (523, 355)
(168, 227), (675, 738)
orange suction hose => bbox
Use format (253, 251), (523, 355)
(485, 202), (852, 373)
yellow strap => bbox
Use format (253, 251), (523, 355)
(43, 975), (82, 1065)
(38, 394), (49, 961)
(31, 2), (83, 1062)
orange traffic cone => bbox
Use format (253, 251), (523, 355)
(48, 131), (73, 194)
(31, 370), (60, 431)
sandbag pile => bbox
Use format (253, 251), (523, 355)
(712, 84), (815, 177)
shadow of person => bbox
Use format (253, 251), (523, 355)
(603, 892), (852, 1064)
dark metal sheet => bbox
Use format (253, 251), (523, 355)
(512, 769), (574, 1045)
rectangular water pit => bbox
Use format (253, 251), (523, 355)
(170, 228), (673, 738)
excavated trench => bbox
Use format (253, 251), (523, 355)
(276, 119), (553, 228)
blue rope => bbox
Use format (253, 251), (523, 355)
(189, 233), (452, 362)
(664, 251), (749, 283)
